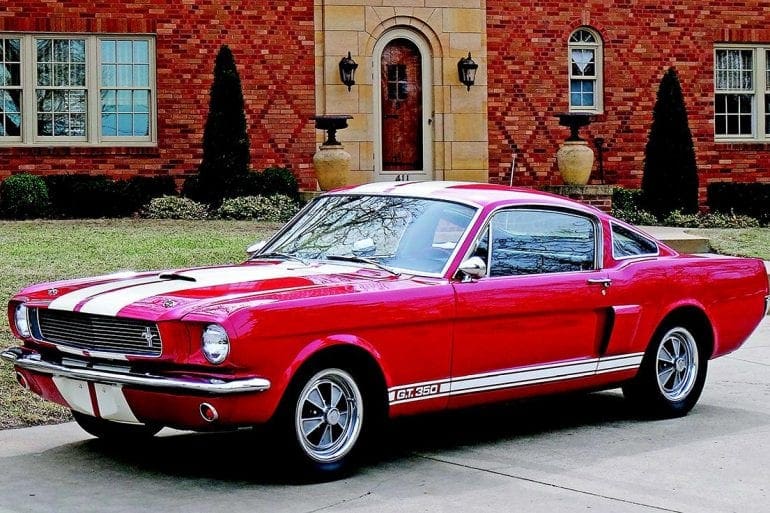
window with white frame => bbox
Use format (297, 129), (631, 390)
(0, 33), (155, 146)
(714, 46), (770, 141)
(568, 28), (603, 113)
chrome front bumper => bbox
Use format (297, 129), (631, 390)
(1, 348), (271, 395)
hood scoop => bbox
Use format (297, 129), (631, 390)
(158, 272), (197, 282)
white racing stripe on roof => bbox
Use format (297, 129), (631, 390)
(77, 263), (348, 316)
(345, 181), (471, 197)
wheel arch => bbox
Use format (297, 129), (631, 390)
(655, 305), (715, 359)
(282, 337), (391, 421)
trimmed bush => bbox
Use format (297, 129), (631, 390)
(141, 196), (209, 220)
(117, 176), (177, 216)
(708, 182), (770, 225)
(612, 187), (658, 225)
(44, 175), (120, 218)
(215, 195), (299, 221)
(641, 67), (699, 217)
(612, 207), (659, 226)
(0, 174), (49, 219)
(192, 45), (250, 205)
(259, 167), (300, 200)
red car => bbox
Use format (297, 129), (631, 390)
(4, 182), (769, 475)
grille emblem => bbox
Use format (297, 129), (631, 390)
(48, 288), (59, 297)
(162, 299), (176, 308)
(141, 327), (155, 347)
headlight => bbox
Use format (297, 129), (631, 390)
(201, 324), (229, 364)
(14, 304), (30, 338)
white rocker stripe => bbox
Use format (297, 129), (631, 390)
(75, 263), (350, 316)
(389, 353), (644, 405)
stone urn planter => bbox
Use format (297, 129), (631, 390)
(312, 115), (353, 191)
(555, 113), (594, 186)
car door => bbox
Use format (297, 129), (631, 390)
(449, 207), (613, 407)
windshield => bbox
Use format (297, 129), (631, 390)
(261, 195), (477, 275)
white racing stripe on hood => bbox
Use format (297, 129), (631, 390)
(48, 275), (161, 312)
(77, 263), (349, 316)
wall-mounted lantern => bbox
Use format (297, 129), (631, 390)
(457, 52), (478, 91)
(339, 52), (358, 91)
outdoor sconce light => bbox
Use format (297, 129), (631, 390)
(339, 52), (358, 91)
(457, 52), (478, 91)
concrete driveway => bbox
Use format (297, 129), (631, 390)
(1, 319), (769, 513)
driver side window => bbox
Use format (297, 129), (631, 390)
(485, 209), (597, 277)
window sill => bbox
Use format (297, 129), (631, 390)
(0, 145), (160, 156)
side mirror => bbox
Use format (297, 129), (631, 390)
(246, 240), (267, 256)
(456, 256), (487, 281)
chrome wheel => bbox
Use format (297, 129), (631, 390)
(294, 368), (363, 464)
(655, 327), (699, 402)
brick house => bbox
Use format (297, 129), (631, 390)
(1, 1), (769, 204)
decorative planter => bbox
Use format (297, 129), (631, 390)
(312, 115), (353, 191)
(554, 113), (595, 186)
(313, 144), (351, 191)
(556, 140), (594, 185)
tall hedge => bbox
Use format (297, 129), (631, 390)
(641, 67), (699, 217)
(192, 45), (250, 205)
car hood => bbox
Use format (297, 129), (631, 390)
(16, 261), (416, 322)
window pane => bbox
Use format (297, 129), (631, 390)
(489, 210), (595, 276)
(133, 113), (149, 136)
(117, 90), (132, 112)
(612, 224), (657, 258)
(37, 64), (51, 86)
(36, 39), (51, 62)
(0, 89), (22, 136)
(101, 64), (116, 87)
(70, 40), (85, 63)
(101, 40), (116, 63)
(715, 49), (753, 91)
(37, 113), (52, 135)
(70, 64), (85, 86)
(134, 64), (149, 87)
(70, 113), (86, 136)
(53, 40), (69, 62)
(117, 113), (132, 136)
(133, 40), (149, 64)
(69, 90), (86, 112)
(101, 113), (117, 136)
(5, 39), (20, 62)
(133, 90), (148, 113)
(116, 41), (132, 63)
(101, 89), (116, 112)
(117, 64), (132, 86)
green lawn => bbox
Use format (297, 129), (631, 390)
(692, 228), (770, 261)
(0, 219), (281, 429)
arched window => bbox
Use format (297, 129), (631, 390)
(568, 28), (603, 113)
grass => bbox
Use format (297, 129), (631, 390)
(0, 219), (281, 429)
(691, 228), (770, 261)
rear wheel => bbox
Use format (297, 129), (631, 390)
(72, 410), (162, 441)
(623, 324), (708, 418)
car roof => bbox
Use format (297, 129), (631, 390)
(328, 181), (603, 214)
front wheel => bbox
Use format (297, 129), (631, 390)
(280, 366), (367, 477)
(72, 410), (162, 441)
(623, 325), (708, 418)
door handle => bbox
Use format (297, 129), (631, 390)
(587, 278), (612, 288)
(384, 114), (398, 119)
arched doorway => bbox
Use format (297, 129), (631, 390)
(373, 29), (433, 181)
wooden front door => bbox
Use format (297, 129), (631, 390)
(381, 39), (422, 172)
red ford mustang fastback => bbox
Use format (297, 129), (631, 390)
(4, 182), (769, 475)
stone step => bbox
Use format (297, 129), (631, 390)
(639, 226), (711, 254)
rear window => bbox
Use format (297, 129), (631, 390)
(612, 223), (658, 259)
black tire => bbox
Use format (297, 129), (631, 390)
(72, 410), (162, 441)
(622, 324), (708, 418)
(276, 364), (377, 478)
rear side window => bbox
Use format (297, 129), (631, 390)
(486, 209), (597, 277)
(611, 223), (658, 258)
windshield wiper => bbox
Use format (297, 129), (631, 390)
(325, 255), (400, 276)
(251, 252), (308, 265)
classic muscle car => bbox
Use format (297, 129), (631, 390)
(3, 181), (769, 475)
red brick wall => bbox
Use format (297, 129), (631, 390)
(486, 1), (770, 204)
(0, 0), (317, 189)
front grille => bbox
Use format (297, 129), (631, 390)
(33, 308), (162, 357)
